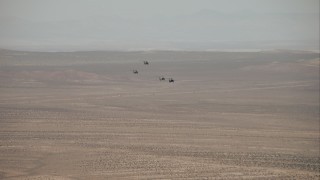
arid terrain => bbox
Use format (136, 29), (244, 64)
(0, 49), (319, 179)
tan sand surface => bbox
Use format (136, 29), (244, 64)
(0, 50), (319, 179)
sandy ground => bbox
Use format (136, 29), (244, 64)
(0, 50), (319, 179)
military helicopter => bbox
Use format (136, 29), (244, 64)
(133, 70), (138, 74)
(159, 76), (166, 81)
(143, 61), (149, 65)
(168, 78), (174, 83)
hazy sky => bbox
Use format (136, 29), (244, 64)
(1, 0), (319, 20)
(0, 0), (319, 51)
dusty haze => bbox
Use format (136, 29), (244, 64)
(0, 0), (319, 179)
(0, 0), (319, 51)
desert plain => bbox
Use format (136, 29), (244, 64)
(0, 49), (319, 179)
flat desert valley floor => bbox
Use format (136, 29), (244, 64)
(0, 50), (319, 179)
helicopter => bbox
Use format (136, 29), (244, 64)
(159, 76), (166, 81)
